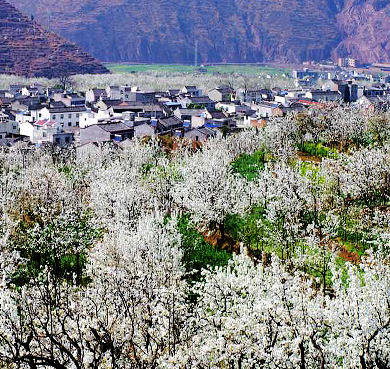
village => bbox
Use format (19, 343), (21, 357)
(1, 64), (390, 149)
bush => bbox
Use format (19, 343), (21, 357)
(231, 150), (267, 181)
(177, 215), (231, 281)
(297, 142), (338, 159)
(9, 210), (104, 287)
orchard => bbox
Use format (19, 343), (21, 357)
(0, 105), (390, 368)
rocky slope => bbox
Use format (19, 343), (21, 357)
(8, 0), (341, 64)
(0, 0), (109, 77)
(334, 0), (390, 63)
(8, 0), (390, 64)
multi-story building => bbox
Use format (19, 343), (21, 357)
(20, 119), (73, 146)
(36, 106), (86, 129)
(338, 58), (358, 68)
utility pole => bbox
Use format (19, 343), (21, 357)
(44, 6), (52, 31)
(194, 40), (198, 67)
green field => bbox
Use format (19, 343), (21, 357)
(105, 63), (290, 76)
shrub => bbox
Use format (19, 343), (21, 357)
(231, 150), (267, 181)
(177, 215), (231, 281)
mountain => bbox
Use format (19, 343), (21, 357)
(7, 0), (390, 64)
(7, 0), (341, 64)
(334, 0), (390, 63)
(0, 0), (109, 77)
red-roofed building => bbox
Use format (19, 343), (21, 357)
(20, 119), (73, 146)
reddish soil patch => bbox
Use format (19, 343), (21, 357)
(332, 238), (361, 264)
(202, 229), (362, 267)
(201, 228), (269, 265)
(201, 228), (241, 254)
(297, 151), (322, 163)
(338, 245), (360, 264)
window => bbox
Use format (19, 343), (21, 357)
(195, 136), (199, 142)
(55, 137), (60, 144)
(76, 113), (79, 118)
(65, 137), (70, 143)
(60, 114), (64, 120)
(43, 132), (47, 137)
(68, 114), (72, 118)
(39, 113), (41, 118)
(76, 122), (79, 127)
(52, 115), (56, 120)
(68, 122), (72, 127)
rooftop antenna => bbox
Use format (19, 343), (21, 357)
(194, 40), (198, 67)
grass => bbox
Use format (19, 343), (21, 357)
(177, 215), (232, 280)
(231, 150), (267, 181)
(297, 142), (338, 159)
(105, 63), (291, 76)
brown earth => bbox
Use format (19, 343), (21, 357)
(202, 228), (241, 255)
(297, 152), (323, 163)
(0, 0), (109, 77)
(338, 244), (360, 264)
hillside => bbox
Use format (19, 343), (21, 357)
(0, 0), (109, 77)
(334, 0), (390, 63)
(8, 0), (341, 64)
(8, 0), (390, 65)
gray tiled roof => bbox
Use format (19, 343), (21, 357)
(98, 122), (134, 133)
(48, 106), (86, 113)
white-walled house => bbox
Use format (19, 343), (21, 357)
(53, 93), (85, 107)
(286, 89), (308, 99)
(180, 86), (203, 97)
(14, 111), (33, 124)
(86, 89), (107, 103)
(236, 88), (269, 103)
(20, 120), (73, 146)
(21, 85), (44, 96)
(19, 121), (34, 141)
(118, 86), (157, 103)
(305, 90), (341, 102)
(106, 86), (121, 100)
(216, 103), (251, 115)
(79, 109), (123, 129)
(37, 106), (86, 129)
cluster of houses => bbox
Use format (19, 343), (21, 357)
(1, 77), (390, 148)
(293, 67), (390, 89)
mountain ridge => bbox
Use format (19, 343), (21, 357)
(7, 0), (390, 65)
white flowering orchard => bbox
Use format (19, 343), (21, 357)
(0, 105), (390, 368)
